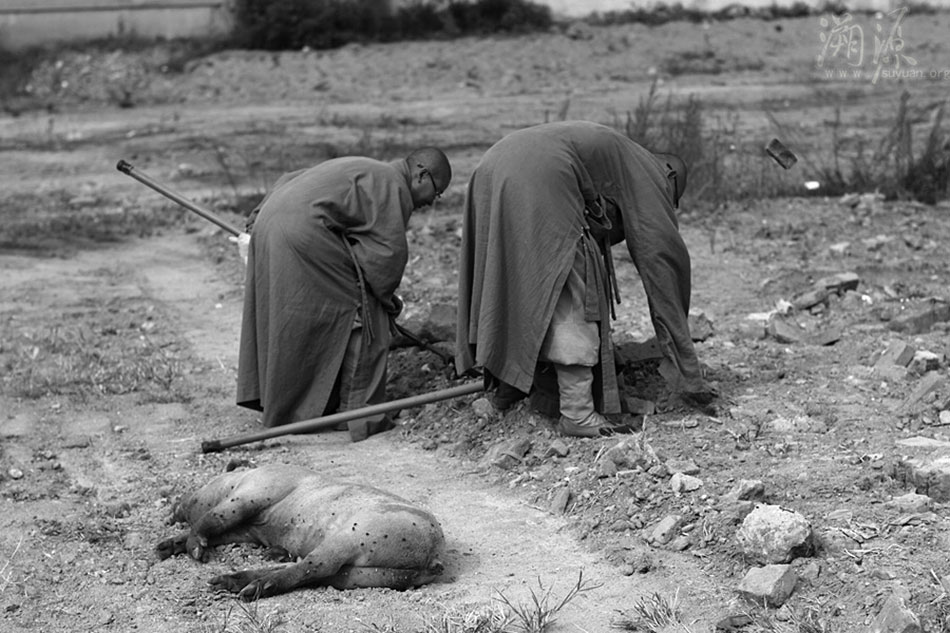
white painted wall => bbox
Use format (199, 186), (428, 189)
(540, 0), (950, 16)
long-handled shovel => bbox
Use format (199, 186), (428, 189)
(116, 159), (245, 237)
(201, 381), (483, 453)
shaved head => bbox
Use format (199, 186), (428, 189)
(654, 153), (688, 207)
(407, 147), (452, 194)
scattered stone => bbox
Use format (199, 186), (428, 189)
(791, 287), (830, 311)
(724, 479), (766, 502)
(669, 534), (691, 551)
(483, 438), (531, 470)
(885, 492), (932, 514)
(910, 350), (943, 374)
(767, 415), (827, 434)
(471, 397), (496, 420)
(875, 341), (917, 369)
(895, 436), (950, 449)
(815, 527), (860, 556)
(815, 272), (860, 294)
(670, 472), (703, 493)
(737, 564), (797, 608)
(863, 234), (893, 251)
(894, 453), (950, 502)
(736, 504), (814, 564)
(543, 439), (570, 458)
(869, 593), (922, 633)
(549, 487), (571, 514)
(895, 372), (945, 414)
(808, 327), (842, 347)
(665, 458), (700, 475)
(828, 242), (851, 256)
(736, 319), (767, 340)
(766, 315), (804, 344)
(689, 309), (715, 342)
(649, 514), (682, 545)
(887, 301), (950, 334)
(602, 437), (660, 471)
(797, 560), (821, 583)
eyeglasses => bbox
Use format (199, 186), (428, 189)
(423, 169), (441, 200)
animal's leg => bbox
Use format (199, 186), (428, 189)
(210, 544), (358, 600)
(155, 533), (188, 560)
(185, 497), (270, 561)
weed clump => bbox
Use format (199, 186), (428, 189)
(231, 0), (553, 51)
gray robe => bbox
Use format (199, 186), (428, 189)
(456, 121), (704, 413)
(238, 157), (412, 427)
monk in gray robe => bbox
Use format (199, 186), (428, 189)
(456, 121), (714, 437)
(238, 148), (451, 438)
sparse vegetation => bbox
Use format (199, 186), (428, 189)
(768, 91), (950, 202)
(611, 589), (688, 632)
(492, 570), (601, 633)
(205, 601), (287, 633)
(1, 295), (191, 403)
(231, 0), (553, 50)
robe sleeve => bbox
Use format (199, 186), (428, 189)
(322, 171), (409, 308)
(618, 176), (707, 393)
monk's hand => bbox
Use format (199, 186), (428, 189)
(229, 232), (251, 266)
(387, 294), (404, 318)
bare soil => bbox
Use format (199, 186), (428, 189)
(2, 14), (950, 633)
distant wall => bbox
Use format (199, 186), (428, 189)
(541, 0), (950, 17)
(0, 0), (233, 51)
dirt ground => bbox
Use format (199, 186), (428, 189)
(2, 12), (950, 633)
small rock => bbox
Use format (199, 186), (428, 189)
(736, 504), (814, 564)
(666, 458), (700, 475)
(885, 492), (932, 514)
(815, 272), (860, 294)
(471, 398), (496, 420)
(909, 350), (943, 374)
(670, 472), (703, 493)
(668, 535), (691, 551)
(543, 439), (570, 458)
(549, 487), (571, 515)
(8, 467), (23, 480)
(870, 592), (921, 633)
(737, 564), (797, 607)
(874, 341), (916, 369)
(895, 372), (945, 414)
(797, 560), (821, 583)
(650, 515), (682, 545)
(828, 242), (851, 256)
(888, 302), (950, 335)
(767, 315), (805, 344)
(724, 479), (766, 502)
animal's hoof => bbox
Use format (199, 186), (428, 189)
(186, 534), (208, 561)
(155, 535), (187, 560)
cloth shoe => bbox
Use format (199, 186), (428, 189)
(556, 411), (641, 438)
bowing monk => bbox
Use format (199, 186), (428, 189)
(456, 121), (714, 437)
(237, 148), (452, 439)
